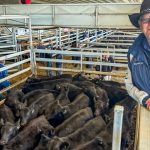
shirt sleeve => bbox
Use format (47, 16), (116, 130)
(125, 67), (149, 105)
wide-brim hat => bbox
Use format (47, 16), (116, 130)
(129, 0), (150, 28)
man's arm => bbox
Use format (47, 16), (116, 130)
(125, 67), (150, 107)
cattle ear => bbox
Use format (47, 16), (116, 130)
(64, 84), (69, 92)
(48, 126), (55, 137)
(0, 118), (4, 126)
(23, 100), (27, 107)
(15, 110), (20, 118)
(18, 90), (24, 101)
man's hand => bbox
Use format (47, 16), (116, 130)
(146, 98), (150, 110)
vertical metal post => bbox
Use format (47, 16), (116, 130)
(76, 29), (79, 47)
(56, 29), (58, 48)
(38, 30), (41, 41)
(52, 5), (55, 26)
(28, 17), (36, 75)
(87, 29), (90, 48)
(112, 105), (124, 150)
(80, 50), (83, 71)
(12, 27), (17, 52)
(95, 6), (98, 27)
(100, 49), (102, 72)
(12, 27), (18, 64)
(68, 30), (70, 46)
(59, 27), (61, 48)
(95, 29), (97, 42)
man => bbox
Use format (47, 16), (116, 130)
(71, 42), (80, 67)
(37, 40), (46, 58)
(0, 60), (10, 100)
(125, 0), (150, 110)
(56, 47), (62, 77)
(46, 40), (53, 78)
(47, 40), (53, 50)
(95, 55), (113, 80)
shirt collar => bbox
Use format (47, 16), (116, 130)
(143, 36), (150, 51)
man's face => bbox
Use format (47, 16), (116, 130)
(139, 13), (150, 42)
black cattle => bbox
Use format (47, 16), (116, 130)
(73, 81), (109, 116)
(93, 80), (128, 109)
(94, 86), (109, 116)
(48, 116), (106, 149)
(34, 134), (50, 150)
(106, 96), (136, 150)
(0, 104), (15, 124)
(72, 73), (89, 81)
(73, 129), (112, 150)
(0, 104), (20, 145)
(116, 96), (137, 111)
(55, 107), (93, 137)
(21, 89), (56, 106)
(46, 135), (70, 150)
(47, 92), (90, 127)
(55, 84), (70, 105)
(20, 93), (55, 125)
(92, 79), (122, 87)
(61, 92), (91, 119)
(0, 120), (20, 145)
(5, 89), (24, 104)
(24, 74), (72, 84)
(73, 137), (106, 150)
(5, 90), (25, 117)
(55, 83), (83, 102)
(22, 78), (71, 94)
(44, 97), (72, 127)
(3, 115), (54, 150)
(72, 81), (97, 98)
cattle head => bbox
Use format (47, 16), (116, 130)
(94, 98), (107, 117)
(20, 106), (37, 126)
(35, 134), (50, 149)
(38, 124), (55, 138)
(95, 136), (110, 150)
(55, 84), (70, 105)
(5, 90), (26, 118)
(72, 72), (88, 81)
(93, 88), (109, 116)
(61, 106), (71, 119)
(55, 84), (62, 91)
(47, 136), (70, 150)
(5, 89), (24, 104)
(0, 120), (20, 145)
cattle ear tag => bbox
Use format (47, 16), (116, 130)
(37, 126), (42, 132)
(16, 119), (21, 129)
(31, 109), (35, 114)
(96, 137), (103, 145)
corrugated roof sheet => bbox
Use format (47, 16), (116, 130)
(0, 0), (143, 4)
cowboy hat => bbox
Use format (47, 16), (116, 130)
(129, 0), (150, 28)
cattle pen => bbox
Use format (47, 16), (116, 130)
(0, 2), (148, 150)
